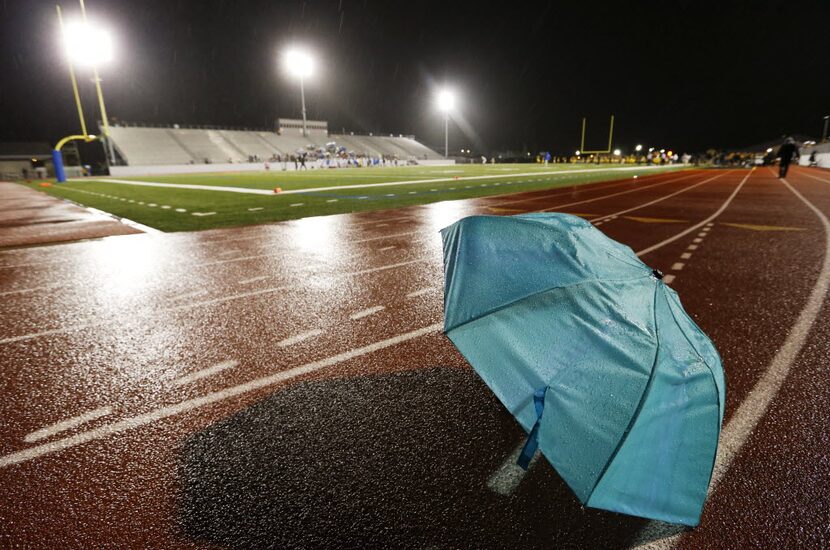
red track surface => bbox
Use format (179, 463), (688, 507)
(1, 167), (828, 548)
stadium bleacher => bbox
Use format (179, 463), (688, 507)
(107, 122), (443, 167)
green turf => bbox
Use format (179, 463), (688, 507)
(23, 164), (687, 232)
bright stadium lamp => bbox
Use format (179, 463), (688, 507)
(635, 144), (643, 152)
(436, 89), (456, 158)
(613, 149), (621, 156)
(62, 20), (113, 67)
(283, 47), (315, 137)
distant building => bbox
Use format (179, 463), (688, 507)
(0, 142), (54, 180)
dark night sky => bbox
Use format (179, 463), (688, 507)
(1, 0), (828, 155)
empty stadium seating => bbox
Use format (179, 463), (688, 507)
(108, 125), (443, 166)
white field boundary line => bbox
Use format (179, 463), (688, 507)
(491, 169), (697, 208)
(0, 323), (444, 468)
(588, 171), (730, 223)
(90, 166), (677, 196)
(23, 407), (112, 443)
(171, 360), (238, 387)
(488, 170), (751, 496)
(631, 170), (830, 549)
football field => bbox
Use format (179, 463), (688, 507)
(25, 163), (683, 231)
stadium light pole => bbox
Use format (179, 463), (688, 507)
(822, 115), (829, 143)
(55, 1), (114, 180)
(284, 48), (314, 137)
(437, 90), (455, 159)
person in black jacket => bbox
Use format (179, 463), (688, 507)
(777, 137), (799, 178)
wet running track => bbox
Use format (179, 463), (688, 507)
(1, 167), (828, 548)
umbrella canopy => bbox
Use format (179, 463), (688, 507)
(441, 213), (724, 527)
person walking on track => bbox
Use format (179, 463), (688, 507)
(777, 137), (800, 178)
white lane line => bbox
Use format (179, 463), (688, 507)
(693, 238), (703, 243)
(161, 205), (171, 210)
(171, 289), (208, 301)
(239, 275), (268, 284)
(487, 441), (541, 495)
(346, 258), (430, 276)
(671, 262), (685, 271)
(705, 222), (714, 227)
(248, 207), (264, 211)
(493, 170), (693, 208)
(192, 212), (217, 217)
(687, 244), (699, 251)
(172, 360), (238, 387)
(0, 323), (443, 468)
(24, 407), (112, 444)
(589, 172), (728, 223)
(680, 252), (692, 260)
(167, 285), (292, 311)
(0, 283), (64, 297)
(175, 208), (187, 213)
(326, 199), (339, 203)
(662, 274), (676, 284)
(636, 170), (753, 257)
(290, 203), (304, 207)
(349, 305), (386, 320)
(406, 287), (433, 298)
(697, 232), (707, 237)
(632, 175), (830, 549)
(378, 245), (397, 251)
(375, 223), (389, 227)
(277, 329), (324, 348)
(534, 173), (700, 214)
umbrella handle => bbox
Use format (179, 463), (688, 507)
(517, 387), (548, 470)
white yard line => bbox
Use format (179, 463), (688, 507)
(171, 360), (238, 386)
(0, 323), (443, 468)
(631, 173), (830, 549)
(23, 407), (112, 443)
(662, 274), (676, 284)
(88, 166), (675, 197)
(349, 305), (386, 320)
(277, 329), (324, 348)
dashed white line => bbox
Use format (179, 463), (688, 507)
(378, 245), (397, 251)
(277, 329), (324, 348)
(326, 199), (339, 203)
(172, 360), (238, 387)
(346, 258), (429, 276)
(406, 287), (433, 298)
(175, 208), (187, 213)
(349, 305), (386, 320)
(487, 441), (541, 495)
(680, 252), (692, 260)
(239, 275), (268, 284)
(24, 407), (112, 443)
(0, 323), (443, 468)
(662, 274), (676, 284)
(693, 238), (703, 243)
(192, 212), (217, 217)
(687, 244), (698, 251)
(290, 203), (304, 207)
(671, 262), (685, 270)
(248, 207), (264, 211)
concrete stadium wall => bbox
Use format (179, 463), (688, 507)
(798, 143), (830, 169)
(108, 159), (455, 177)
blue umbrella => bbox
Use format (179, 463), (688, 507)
(441, 213), (724, 526)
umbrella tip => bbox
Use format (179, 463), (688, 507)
(652, 269), (664, 280)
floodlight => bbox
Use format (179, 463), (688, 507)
(284, 48), (314, 79)
(766, 148), (773, 153)
(437, 90), (455, 112)
(575, 150), (581, 155)
(613, 149), (621, 156)
(635, 144), (643, 152)
(62, 20), (113, 66)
